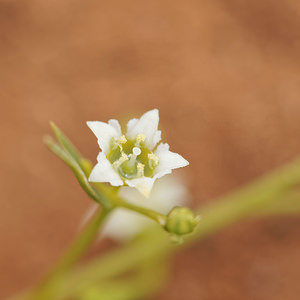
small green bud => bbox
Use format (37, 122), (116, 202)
(165, 207), (199, 236)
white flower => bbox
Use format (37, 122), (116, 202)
(87, 109), (189, 197)
(102, 173), (190, 241)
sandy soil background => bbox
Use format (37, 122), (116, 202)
(1, 0), (300, 299)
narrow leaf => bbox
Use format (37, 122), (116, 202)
(50, 122), (91, 177)
(44, 135), (111, 209)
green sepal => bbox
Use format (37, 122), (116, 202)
(50, 122), (91, 177)
(43, 135), (112, 209)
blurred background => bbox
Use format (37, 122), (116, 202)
(1, 0), (300, 299)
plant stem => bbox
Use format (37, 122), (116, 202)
(253, 190), (300, 216)
(61, 156), (300, 292)
(26, 207), (110, 300)
(8, 156), (300, 300)
(70, 256), (169, 300)
(115, 197), (167, 225)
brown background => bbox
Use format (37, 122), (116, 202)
(1, 0), (300, 299)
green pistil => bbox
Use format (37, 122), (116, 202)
(119, 152), (139, 179)
(108, 135), (159, 180)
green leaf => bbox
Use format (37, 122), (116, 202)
(43, 135), (111, 209)
(50, 122), (91, 177)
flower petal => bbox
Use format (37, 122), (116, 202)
(89, 152), (123, 186)
(126, 118), (138, 134)
(125, 176), (156, 198)
(153, 130), (162, 148)
(154, 143), (189, 175)
(126, 109), (161, 150)
(102, 208), (153, 241)
(120, 173), (189, 210)
(125, 156), (181, 197)
(108, 119), (122, 135)
(87, 121), (120, 153)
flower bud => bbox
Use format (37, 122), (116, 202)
(164, 207), (199, 236)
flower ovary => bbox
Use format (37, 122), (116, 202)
(108, 134), (159, 180)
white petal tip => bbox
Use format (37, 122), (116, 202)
(125, 177), (155, 198)
(126, 109), (160, 149)
(140, 189), (151, 198)
(181, 158), (189, 167)
(134, 185), (152, 198)
(144, 108), (159, 118)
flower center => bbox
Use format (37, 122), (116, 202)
(107, 134), (159, 180)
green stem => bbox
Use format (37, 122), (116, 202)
(9, 156), (300, 300)
(115, 196), (167, 225)
(253, 190), (300, 216)
(61, 156), (300, 292)
(72, 256), (169, 300)
(26, 207), (110, 300)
